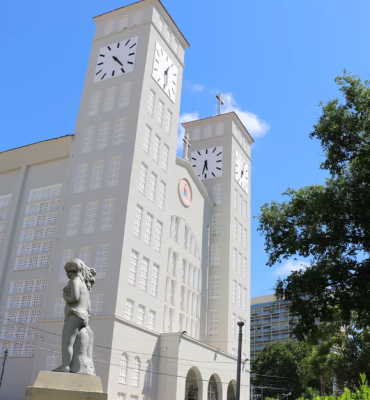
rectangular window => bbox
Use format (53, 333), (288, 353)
(84, 202), (98, 234)
(237, 284), (242, 307)
(171, 252), (177, 276)
(144, 213), (153, 246)
(215, 122), (224, 136)
(148, 310), (156, 330)
(243, 257), (247, 279)
(232, 313), (236, 339)
(147, 90), (155, 116)
(173, 217), (178, 242)
(153, 134), (160, 163)
(192, 128), (200, 141)
(133, 206), (143, 238)
(233, 248), (237, 271)
(243, 200), (248, 221)
(173, 38), (179, 54)
(138, 163), (147, 194)
(233, 218), (237, 239)
(238, 195), (242, 215)
(95, 244), (109, 279)
(151, 264), (159, 297)
(209, 276), (219, 300)
(243, 228), (247, 248)
(101, 198), (115, 231)
(157, 100), (164, 125)
(90, 160), (104, 190)
(165, 26), (171, 42)
(66, 205), (81, 236)
(74, 164), (88, 193)
(162, 144), (169, 171)
(117, 393), (126, 400)
(208, 310), (219, 336)
(148, 172), (157, 202)
(90, 294), (103, 317)
(204, 124), (212, 139)
(212, 214), (221, 236)
(81, 126), (95, 154)
(183, 226), (188, 249)
(165, 110), (172, 135)
(132, 10), (142, 25)
(88, 92), (101, 116)
(210, 244), (220, 267)
(232, 280), (236, 304)
(154, 221), (163, 252)
(129, 251), (138, 286)
(96, 122), (111, 150)
(242, 287), (247, 310)
(140, 257), (149, 291)
(238, 223), (242, 244)
(79, 247), (91, 265)
(118, 82), (131, 108)
(181, 259), (186, 282)
(103, 87), (116, 113)
(103, 20), (114, 35)
(107, 156), (121, 187)
(125, 299), (134, 320)
(213, 184), (222, 205)
(143, 125), (151, 153)
(118, 15), (128, 30)
(137, 305), (145, 326)
(60, 249), (74, 281)
(158, 181), (166, 210)
(238, 252), (242, 275)
(54, 298), (64, 319)
(234, 189), (238, 209)
(113, 118), (126, 146)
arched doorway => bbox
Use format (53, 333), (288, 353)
(185, 367), (202, 400)
(208, 374), (222, 400)
(227, 380), (236, 400)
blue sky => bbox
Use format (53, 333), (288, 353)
(2, 0), (370, 297)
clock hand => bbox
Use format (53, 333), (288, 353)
(112, 55), (123, 66)
(202, 161), (207, 174)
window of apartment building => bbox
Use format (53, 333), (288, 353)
(88, 92), (101, 116)
(140, 257), (149, 291)
(147, 90), (155, 116)
(113, 118), (126, 146)
(90, 160), (104, 190)
(84, 202), (98, 234)
(144, 213), (153, 245)
(107, 156), (121, 187)
(81, 126), (95, 154)
(103, 87), (116, 113)
(133, 205), (143, 238)
(118, 82), (131, 108)
(138, 164), (147, 194)
(101, 198), (115, 231)
(96, 122), (111, 150)
(74, 164), (88, 193)
(129, 250), (138, 286)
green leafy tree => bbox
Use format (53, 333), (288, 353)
(257, 72), (370, 340)
(252, 341), (317, 399)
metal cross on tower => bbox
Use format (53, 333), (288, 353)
(183, 131), (191, 161)
(216, 93), (224, 115)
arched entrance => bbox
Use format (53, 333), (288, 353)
(208, 374), (222, 400)
(227, 380), (236, 400)
(185, 367), (202, 400)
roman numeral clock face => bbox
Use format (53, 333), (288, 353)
(152, 42), (178, 102)
(191, 147), (223, 179)
(94, 36), (138, 82)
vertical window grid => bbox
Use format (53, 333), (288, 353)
(133, 206), (143, 238)
(148, 172), (157, 203)
(152, 135), (160, 163)
(113, 118), (126, 146)
(147, 90), (155, 116)
(144, 213), (153, 246)
(81, 127), (95, 154)
(165, 110), (172, 135)
(143, 125), (151, 154)
(158, 181), (166, 210)
(118, 82), (131, 108)
(74, 164), (88, 193)
(101, 198), (115, 231)
(96, 122), (111, 150)
(90, 160), (104, 190)
(138, 164), (147, 194)
(162, 145), (169, 171)
(140, 258), (149, 292)
(154, 221), (163, 252)
(156, 100), (164, 125)
(83, 202), (98, 234)
(107, 156), (121, 187)
(103, 87), (116, 113)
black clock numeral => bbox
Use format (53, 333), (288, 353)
(217, 160), (222, 163)
(197, 151), (201, 156)
(125, 39), (131, 46)
(130, 43), (137, 49)
(216, 167), (221, 170)
(192, 165), (196, 167)
(112, 70), (115, 76)
(117, 42), (120, 48)
(99, 54), (105, 57)
(157, 78), (161, 82)
(206, 149), (208, 154)
(127, 61), (133, 65)
(95, 69), (102, 75)
(156, 49), (160, 56)
(213, 148), (217, 153)
(172, 81), (176, 86)
(107, 46), (111, 51)
(173, 74), (177, 76)
(212, 172), (215, 177)
(204, 173), (207, 178)
(129, 52), (135, 56)
(154, 68), (158, 71)
(192, 157), (196, 160)
(121, 68), (125, 73)
(155, 58), (159, 63)
(166, 56), (168, 61)
(101, 73), (106, 80)
(217, 151), (222, 156)
(98, 62), (104, 66)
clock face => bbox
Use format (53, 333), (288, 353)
(191, 146), (223, 180)
(152, 42), (178, 103)
(235, 150), (249, 194)
(94, 36), (138, 82)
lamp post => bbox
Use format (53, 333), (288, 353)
(0, 349), (9, 391)
(236, 321), (245, 400)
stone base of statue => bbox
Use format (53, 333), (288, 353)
(25, 371), (107, 400)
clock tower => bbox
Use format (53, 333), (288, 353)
(183, 113), (253, 356)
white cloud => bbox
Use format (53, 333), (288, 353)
(273, 259), (309, 277)
(177, 112), (200, 156)
(222, 92), (270, 138)
(192, 84), (204, 92)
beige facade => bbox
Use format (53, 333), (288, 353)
(0, 1), (252, 399)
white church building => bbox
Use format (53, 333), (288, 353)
(0, 1), (253, 399)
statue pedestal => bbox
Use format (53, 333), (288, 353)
(25, 371), (107, 400)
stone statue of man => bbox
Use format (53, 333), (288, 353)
(53, 258), (96, 375)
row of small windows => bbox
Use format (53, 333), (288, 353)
(119, 354), (153, 391)
(54, 295), (103, 319)
(0, 341), (35, 357)
(232, 280), (248, 311)
(143, 125), (170, 172)
(178, 284), (200, 319)
(180, 256), (202, 292)
(129, 250), (159, 298)
(103, 10), (143, 35)
(82, 119), (127, 154)
(155, 15), (180, 54)
(170, 217), (200, 259)
(233, 218), (248, 249)
(233, 189), (248, 221)
(231, 314), (247, 344)
(0, 194), (12, 246)
(124, 299), (157, 331)
(88, 83), (131, 116)
(147, 90), (172, 135)
(133, 205), (163, 253)
(74, 157), (121, 193)
(191, 123), (224, 142)
(66, 199), (115, 236)
(117, 394), (150, 400)
(60, 245), (110, 282)
(178, 312), (199, 339)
